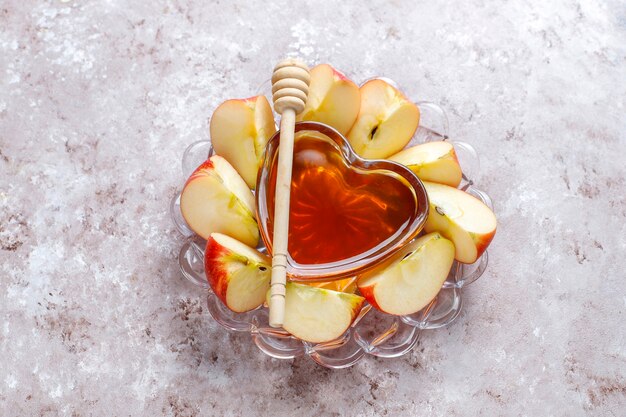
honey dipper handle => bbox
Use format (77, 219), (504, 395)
(268, 108), (295, 328)
(269, 59), (310, 328)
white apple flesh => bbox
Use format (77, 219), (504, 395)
(357, 232), (455, 315)
(423, 181), (497, 264)
(205, 233), (270, 313)
(180, 155), (259, 247)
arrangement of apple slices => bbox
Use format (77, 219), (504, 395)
(178, 63), (497, 345)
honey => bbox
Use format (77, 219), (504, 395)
(265, 134), (417, 266)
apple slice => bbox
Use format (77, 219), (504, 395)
(205, 233), (270, 313)
(357, 233), (455, 315)
(180, 155), (259, 247)
(210, 95), (276, 188)
(423, 182), (497, 264)
(389, 141), (463, 187)
(274, 282), (365, 343)
(346, 79), (420, 159)
(296, 64), (361, 135)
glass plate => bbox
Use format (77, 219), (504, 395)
(171, 82), (492, 368)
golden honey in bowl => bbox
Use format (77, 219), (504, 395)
(264, 132), (417, 266)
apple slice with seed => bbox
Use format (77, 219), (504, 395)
(423, 182), (497, 263)
(205, 233), (270, 313)
(347, 79), (420, 159)
(357, 232), (455, 315)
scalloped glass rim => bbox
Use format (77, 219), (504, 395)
(173, 92), (493, 368)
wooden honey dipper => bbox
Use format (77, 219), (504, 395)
(269, 59), (311, 328)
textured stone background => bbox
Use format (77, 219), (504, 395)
(1, 0), (625, 416)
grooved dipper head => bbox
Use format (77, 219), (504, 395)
(271, 59), (310, 115)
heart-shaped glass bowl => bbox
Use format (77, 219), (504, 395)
(170, 82), (492, 368)
(256, 121), (429, 281)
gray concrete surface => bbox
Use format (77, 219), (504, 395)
(1, 0), (625, 415)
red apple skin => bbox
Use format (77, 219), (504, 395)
(184, 159), (214, 185)
(349, 298), (366, 323)
(332, 67), (350, 82)
(473, 229), (496, 260)
(357, 284), (381, 312)
(204, 235), (230, 305)
(223, 96), (253, 105)
(450, 148), (461, 165)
